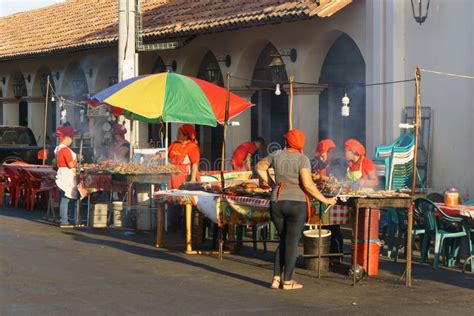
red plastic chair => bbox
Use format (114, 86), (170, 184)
(22, 169), (56, 211)
(4, 166), (27, 209)
(0, 169), (11, 207)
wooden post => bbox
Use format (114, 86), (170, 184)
(353, 204), (360, 286)
(42, 75), (50, 165)
(411, 67), (421, 195)
(220, 72), (231, 191)
(185, 203), (193, 253)
(406, 202), (413, 287)
(288, 76), (294, 130)
(155, 203), (165, 247)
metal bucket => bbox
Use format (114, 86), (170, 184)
(303, 229), (332, 271)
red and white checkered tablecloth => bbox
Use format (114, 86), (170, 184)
(325, 205), (351, 225)
(220, 195), (270, 208)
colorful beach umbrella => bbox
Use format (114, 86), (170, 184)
(88, 73), (253, 126)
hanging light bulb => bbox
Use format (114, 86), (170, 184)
(274, 83), (281, 96)
(341, 93), (350, 117)
(51, 95), (55, 102)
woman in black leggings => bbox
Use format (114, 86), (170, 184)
(257, 130), (336, 290)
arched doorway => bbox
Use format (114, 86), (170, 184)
(62, 62), (89, 127)
(196, 51), (224, 170)
(33, 66), (57, 139)
(10, 71), (28, 126)
(0, 88), (3, 124)
(318, 34), (366, 152)
(251, 43), (289, 152)
(148, 56), (170, 147)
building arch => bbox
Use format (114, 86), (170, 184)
(147, 55), (170, 145)
(195, 50), (224, 170)
(250, 42), (289, 150)
(94, 58), (118, 92)
(61, 62), (89, 127)
(318, 33), (366, 151)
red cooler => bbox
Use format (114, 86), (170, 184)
(352, 208), (381, 276)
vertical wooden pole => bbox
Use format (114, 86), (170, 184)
(406, 201), (413, 287)
(185, 203), (193, 253)
(406, 66), (420, 287)
(353, 203), (360, 286)
(411, 67), (421, 195)
(288, 76), (294, 130)
(42, 75), (50, 165)
(220, 72), (231, 191)
(155, 203), (164, 247)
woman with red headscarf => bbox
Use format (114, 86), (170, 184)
(54, 126), (78, 227)
(108, 124), (130, 162)
(344, 139), (378, 188)
(168, 124), (200, 189)
(311, 139), (336, 182)
(256, 129), (336, 290)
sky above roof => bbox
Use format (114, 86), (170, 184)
(0, 0), (64, 17)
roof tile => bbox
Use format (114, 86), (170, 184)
(0, 0), (351, 60)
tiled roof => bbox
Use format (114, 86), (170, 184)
(0, 0), (351, 61)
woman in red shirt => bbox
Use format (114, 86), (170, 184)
(54, 127), (78, 227)
(168, 124), (200, 189)
(231, 137), (265, 171)
(344, 139), (378, 188)
(311, 139), (336, 182)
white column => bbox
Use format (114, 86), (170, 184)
(27, 101), (45, 143)
(3, 101), (19, 126)
(365, 0), (385, 154)
(292, 85), (325, 157)
(385, 0), (406, 142)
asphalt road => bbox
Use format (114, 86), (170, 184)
(1, 208), (473, 315)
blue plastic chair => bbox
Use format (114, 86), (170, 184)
(415, 198), (472, 269)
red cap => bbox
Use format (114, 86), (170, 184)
(315, 139), (336, 156)
(344, 138), (366, 156)
(112, 124), (127, 136)
(284, 129), (305, 152)
(56, 127), (74, 141)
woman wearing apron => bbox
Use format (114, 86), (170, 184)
(109, 124), (130, 162)
(168, 124), (200, 189)
(256, 129), (337, 290)
(54, 127), (79, 227)
(344, 139), (378, 188)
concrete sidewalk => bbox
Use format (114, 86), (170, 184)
(1, 208), (473, 315)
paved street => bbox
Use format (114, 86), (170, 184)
(1, 208), (473, 315)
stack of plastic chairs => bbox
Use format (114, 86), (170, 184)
(374, 134), (416, 259)
(374, 133), (415, 191)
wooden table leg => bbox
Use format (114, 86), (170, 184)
(155, 203), (164, 248)
(406, 203), (414, 287)
(185, 203), (193, 254)
(196, 212), (205, 245)
(353, 205), (360, 286)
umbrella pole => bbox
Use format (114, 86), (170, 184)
(165, 122), (169, 165)
(42, 75), (50, 165)
(288, 76), (294, 130)
(220, 72), (231, 191)
(129, 119), (134, 161)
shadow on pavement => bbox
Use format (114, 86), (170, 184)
(62, 230), (270, 289)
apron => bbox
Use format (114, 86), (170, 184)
(347, 156), (364, 182)
(275, 182), (312, 223)
(54, 144), (78, 199)
(168, 142), (201, 189)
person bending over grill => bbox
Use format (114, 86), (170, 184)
(344, 139), (378, 188)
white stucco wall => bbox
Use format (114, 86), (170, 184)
(400, 0), (474, 199)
